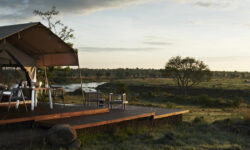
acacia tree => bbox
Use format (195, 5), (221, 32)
(165, 56), (212, 94)
(33, 6), (74, 42)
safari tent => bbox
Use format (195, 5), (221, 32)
(0, 22), (79, 86)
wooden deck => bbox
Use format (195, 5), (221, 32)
(38, 105), (189, 130)
(0, 102), (109, 125)
(0, 101), (189, 129)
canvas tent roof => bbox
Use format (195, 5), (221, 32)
(0, 22), (79, 67)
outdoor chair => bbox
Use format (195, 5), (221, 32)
(7, 88), (28, 111)
(84, 92), (105, 108)
(108, 93), (128, 110)
(51, 86), (65, 104)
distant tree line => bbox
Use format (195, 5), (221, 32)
(79, 68), (163, 79)
(212, 71), (250, 79)
(73, 69), (250, 80)
(2, 67), (250, 85)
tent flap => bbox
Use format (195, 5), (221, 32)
(36, 53), (78, 67)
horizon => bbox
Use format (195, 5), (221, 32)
(1, 0), (250, 71)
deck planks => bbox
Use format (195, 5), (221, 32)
(0, 102), (189, 128)
(38, 105), (189, 129)
(0, 103), (109, 125)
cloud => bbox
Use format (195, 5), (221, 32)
(0, 0), (155, 22)
(79, 47), (160, 52)
(144, 42), (173, 45)
(187, 20), (203, 25)
(202, 56), (250, 62)
(144, 35), (175, 46)
(171, 0), (232, 8)
(194, 1), (230, 8)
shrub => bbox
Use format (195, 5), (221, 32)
(231, 96), (243, 108)
(192, 94), (217, 107)
(116, 83), (128, 94)
(191, 95), (243, 108)
(192, 116), (206, 124)
(37, 92), (48, 102)
(165, 102), (175, 108)
(243, 110), (250, 125)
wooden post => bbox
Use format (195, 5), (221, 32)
(0, 67), (2, 83)
(78, 65), (85, 105)
(44, 67), (48, 88)
(48, 88), (53, 109)
(31, 86), (35, 111)
(44, 66), (53, 109)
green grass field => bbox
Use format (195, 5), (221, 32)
(114, 78), (250, 90)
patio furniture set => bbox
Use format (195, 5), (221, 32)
(0, 83), (128, 111)
(85, 91), (128, 110)
(0, 82), (64, 111)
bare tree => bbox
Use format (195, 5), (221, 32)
(33, 6), (74, 42)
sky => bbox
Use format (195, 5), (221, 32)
(1, 0), (250, 71)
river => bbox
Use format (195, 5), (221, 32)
(52, 82), (106, 92)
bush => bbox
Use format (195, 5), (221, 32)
(231, 96), (243, 108)
(37, 92), (48, 102)
(191, 95), (242, 108)
(192, 94), (217, 107)
(165, 102), (175, 108)
(243, 110), (250, 125)
(192, 116), (206, 124)
(116, 83), (128, 94)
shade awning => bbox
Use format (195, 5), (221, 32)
(0, 22), (79, 67)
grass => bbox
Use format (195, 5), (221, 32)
(114, 78), (250, 90)
(51, 93), (249, 150)
(34, 77), (250, 150)
(242, 109), (250, 125)
(76, 117), (250, 150)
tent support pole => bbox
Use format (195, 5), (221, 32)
(44, 66), (48, 87)
(78, 65), (85, 106)
(0, 66), (2, 83)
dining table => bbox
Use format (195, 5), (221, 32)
(31, 87), (53, 111)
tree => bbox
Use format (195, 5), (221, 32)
(105, 72), (111, 78)
(33, 6), (74, 42)
(165, 56), (212, 94)
(96, 71), (102, 79)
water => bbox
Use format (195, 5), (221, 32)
(52, 82), (106, 92)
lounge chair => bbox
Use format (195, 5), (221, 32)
(85, 91), (105, 108)
(51, 86), (64, 102)
(108, 93), (128, 110)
